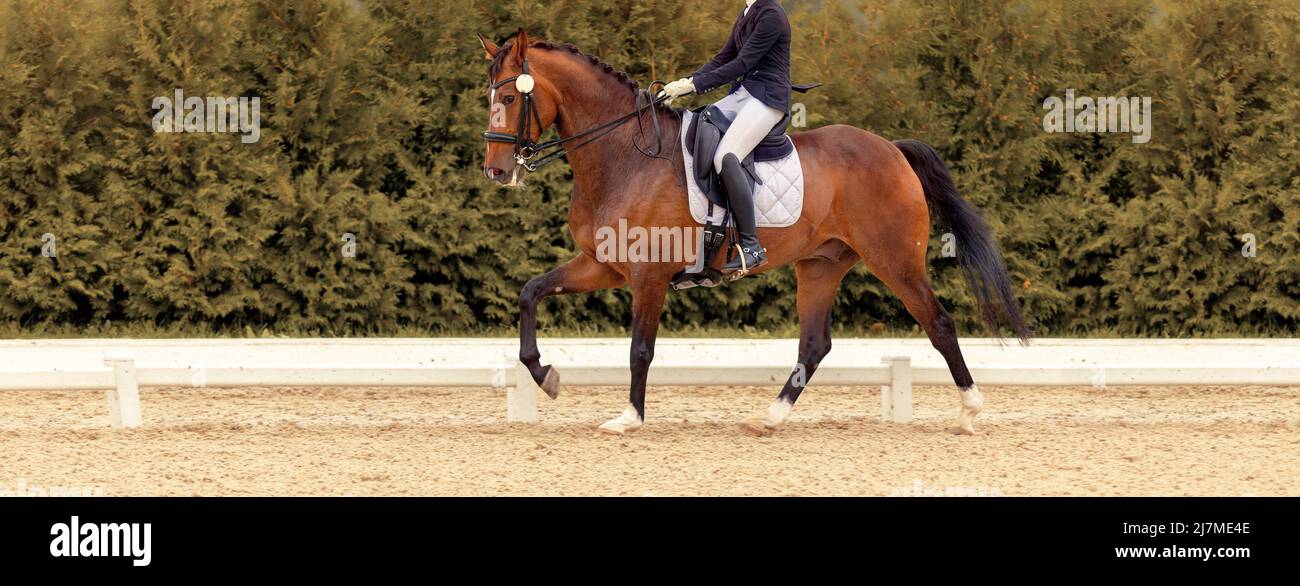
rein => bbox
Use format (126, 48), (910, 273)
(484, 58), (675, 173)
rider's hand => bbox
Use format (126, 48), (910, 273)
(658, 77), (696, 105)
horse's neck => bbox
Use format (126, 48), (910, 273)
(552, 82), (679, 214)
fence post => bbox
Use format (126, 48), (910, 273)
(507, 363), (539, 423)
(103, 356), (142, 428)
(881, 356), (912, 423)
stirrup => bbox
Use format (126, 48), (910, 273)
(724, 244), (767, 281)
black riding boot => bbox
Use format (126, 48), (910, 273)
(719, 153), (768, 278)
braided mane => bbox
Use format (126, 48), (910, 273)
(488, 38), (641, 94)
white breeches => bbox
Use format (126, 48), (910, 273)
(710, 86), (785, 173)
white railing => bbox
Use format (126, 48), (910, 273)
(2, 338), (1297, 428)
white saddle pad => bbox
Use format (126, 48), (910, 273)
(680, 110), (805, 227)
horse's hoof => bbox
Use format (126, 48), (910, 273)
(951, 385), (983, 436)
(597, 407), (642, 435)
(539, 365), (560, 399)
(738, 418), (773, 437)
(596, 424), (624, 436)
(597, 420), (642, 435)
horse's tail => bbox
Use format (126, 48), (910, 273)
(893, 139), (1033, 345)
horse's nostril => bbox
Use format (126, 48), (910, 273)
(486, 167), (503, 179)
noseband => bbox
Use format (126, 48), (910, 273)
(483, 58), (673, 173)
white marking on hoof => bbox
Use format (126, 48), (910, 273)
(597, 406), (643, 435)
(739, 399), (791, 436)
(951, 385), (983, 435)
(539, 366), (560, 399)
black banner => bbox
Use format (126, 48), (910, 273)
(0, 497), (1289, 575)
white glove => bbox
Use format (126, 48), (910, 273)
(658, 77), (696, 105)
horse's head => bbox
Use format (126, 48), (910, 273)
(479, 29), (557, 188)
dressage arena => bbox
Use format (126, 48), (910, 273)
(3, 339), (1297, 496)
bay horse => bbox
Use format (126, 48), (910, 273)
(477, 31), (1031, 436)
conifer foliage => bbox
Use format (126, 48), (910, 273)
(0, 0), (1295, 335)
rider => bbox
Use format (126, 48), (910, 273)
(661, 0), (792, 276)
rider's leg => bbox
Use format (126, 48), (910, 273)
(718, 152), (765, 276)
(715, 97), (785, 276)
(712, 94), (785, 173)
(710, 87), (750, 120)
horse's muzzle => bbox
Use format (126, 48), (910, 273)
(485, 164), (526, 187)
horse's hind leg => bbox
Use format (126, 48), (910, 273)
(863, 250), (982, 434)
(519, 254), (624, 398)
(902, 280), (982, 434)
(739, 254), (857, 436)
(842, 174), (981, 433)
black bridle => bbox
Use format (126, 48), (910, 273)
(483, 58), (673, 173)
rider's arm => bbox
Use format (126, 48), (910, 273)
(690, 10), (783, 94)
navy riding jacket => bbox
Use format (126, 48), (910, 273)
(691, 0), (792, 114)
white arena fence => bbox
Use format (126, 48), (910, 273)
(1, 338), (1298, 428)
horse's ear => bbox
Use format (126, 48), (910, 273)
(477, 33), (500, 60)
(510, 28), (529, 64)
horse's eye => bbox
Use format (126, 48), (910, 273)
(504, 95), (516, 105)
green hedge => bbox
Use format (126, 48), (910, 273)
(1, 0), (1296, 336)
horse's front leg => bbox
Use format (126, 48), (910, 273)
(597, 271), (669, 435)
(520, 253), (624, 397)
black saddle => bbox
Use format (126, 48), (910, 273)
(684, 83), (819, 210)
